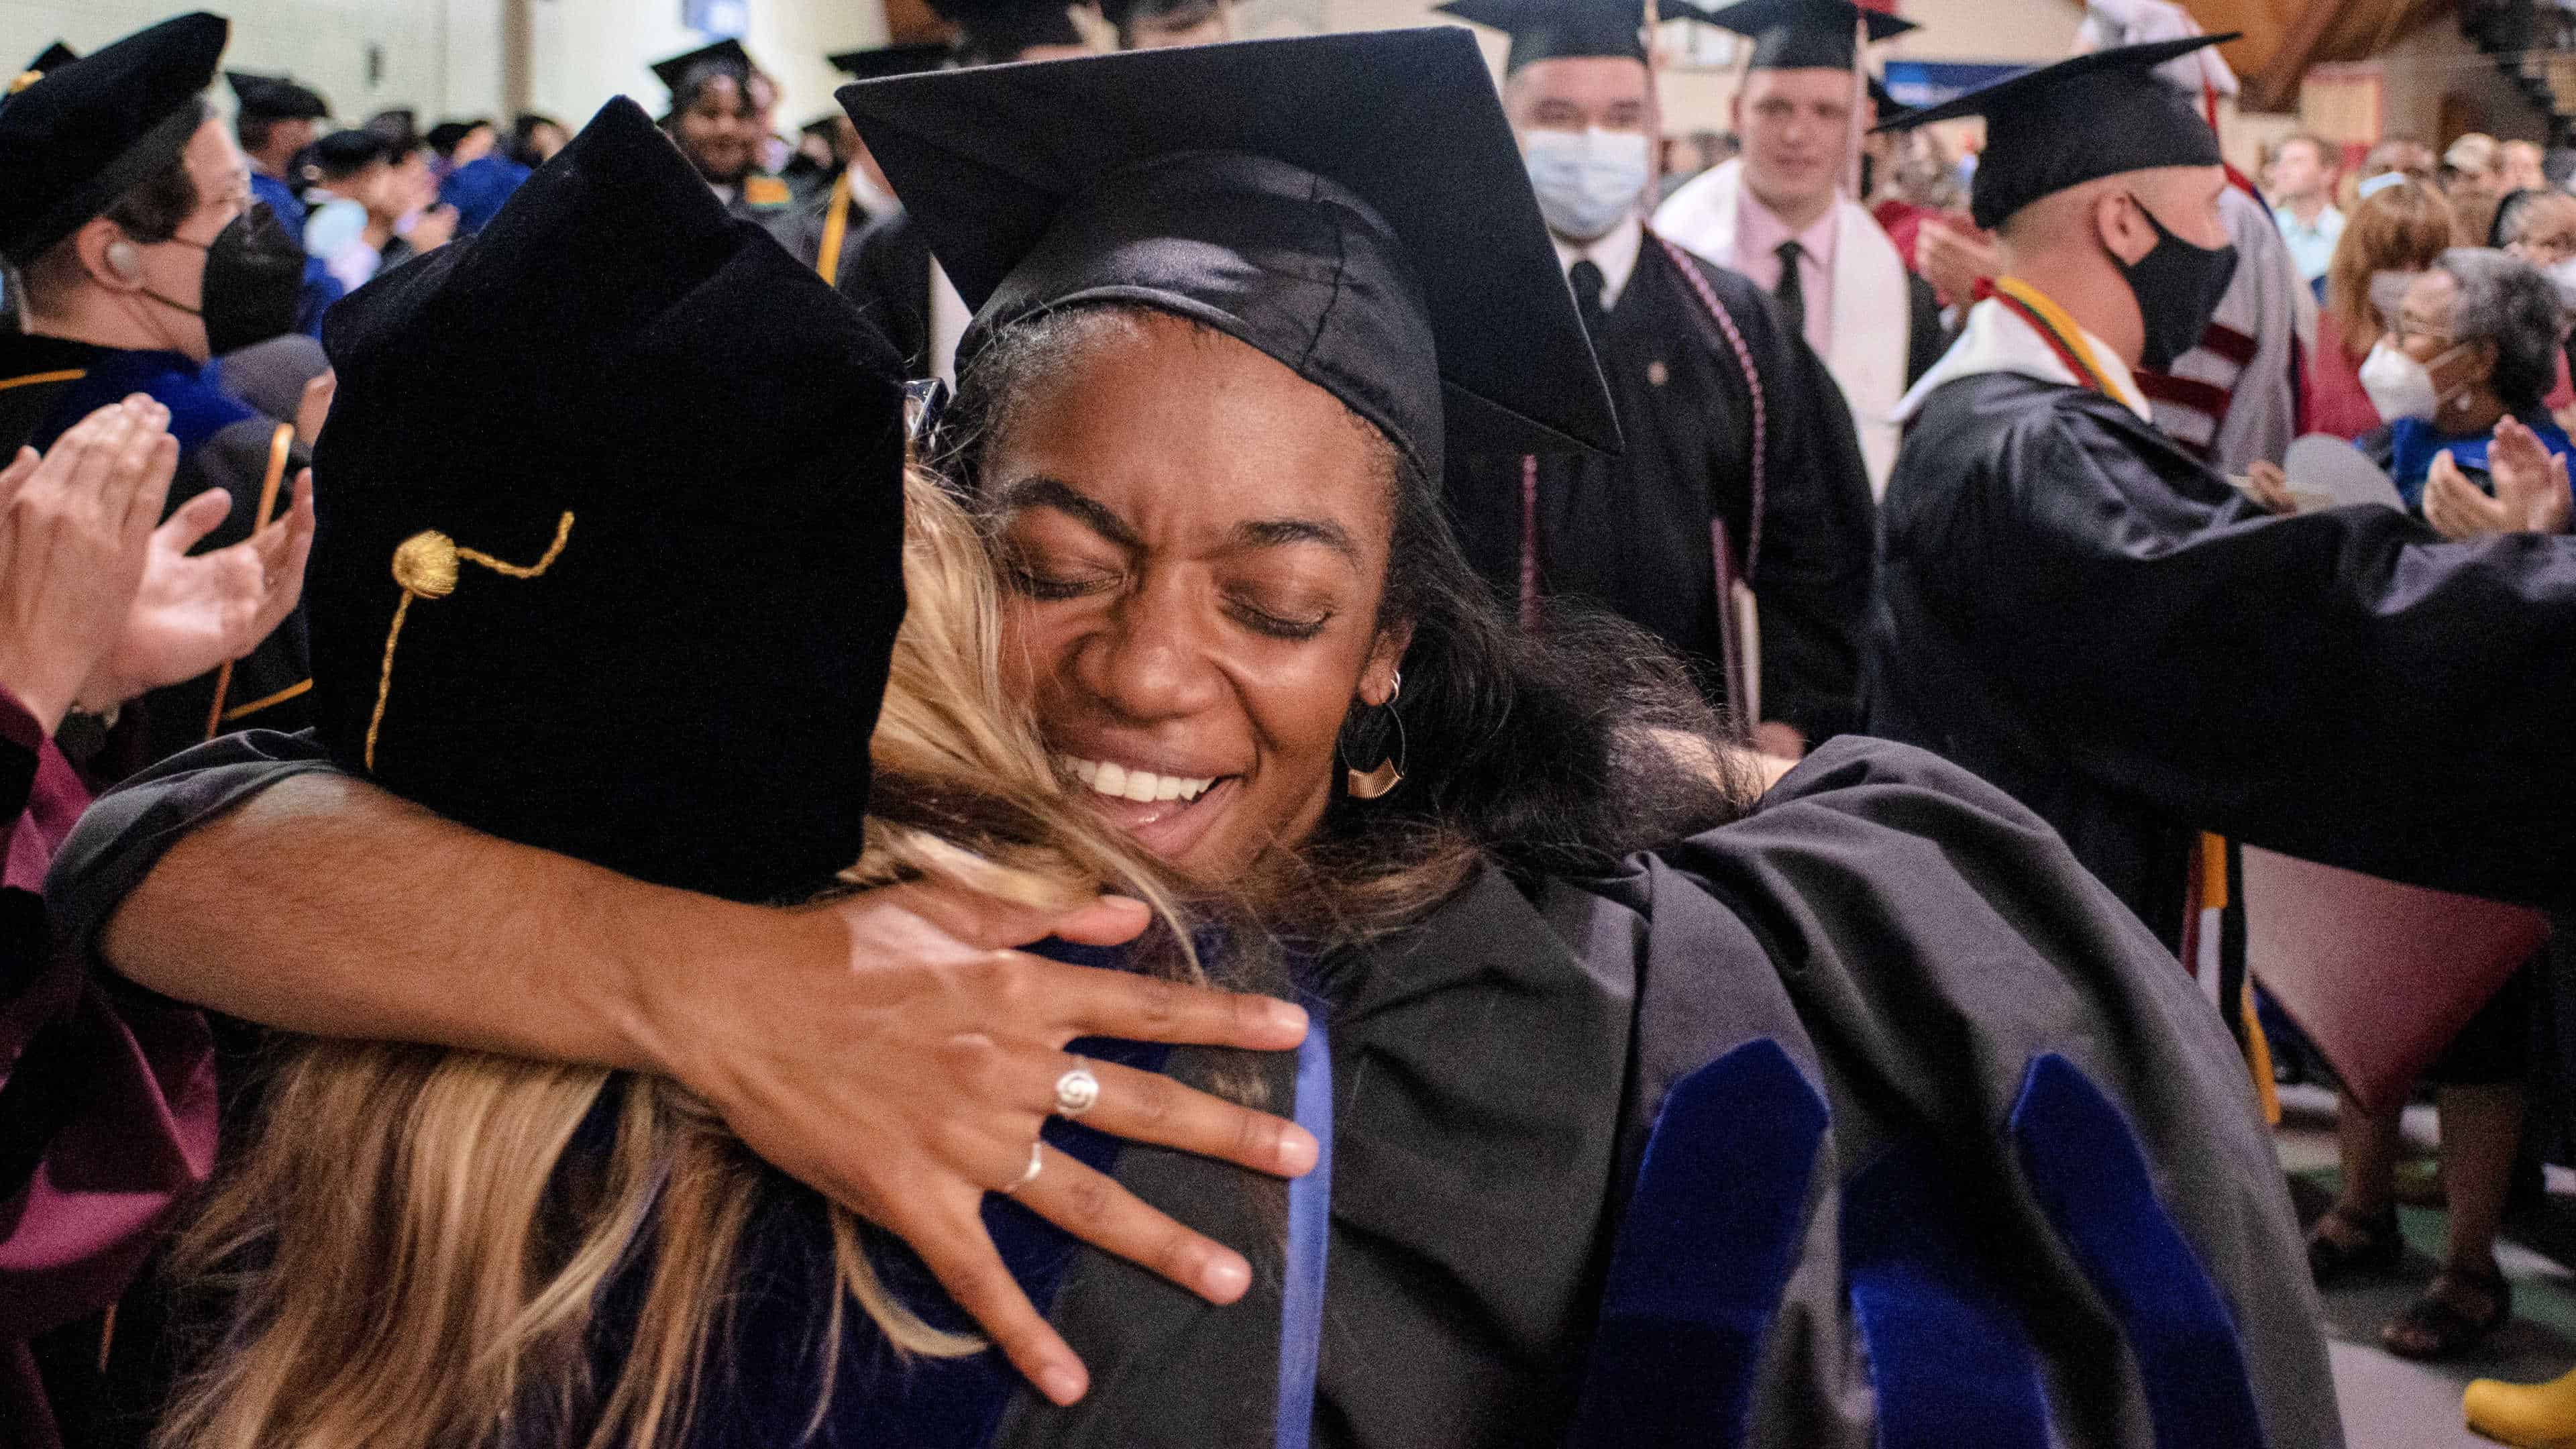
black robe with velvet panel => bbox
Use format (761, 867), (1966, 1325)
(1444, 237), (1877, 743)
(0, 332), (311, 766)
(52, 732), (2337, 1448)
(1866, 369), (2576, 950)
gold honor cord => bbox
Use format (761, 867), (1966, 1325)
(204, 423), (298, 739)
(364, 511), (576, 769)
(817, 169), (853, 288)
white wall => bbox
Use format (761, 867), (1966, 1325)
(3, 0), (507, 123)
(5, 0), (874, 141)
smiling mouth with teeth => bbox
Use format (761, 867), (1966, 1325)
(1053, 753), (1220, 804)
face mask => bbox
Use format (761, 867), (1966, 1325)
(1523, 128), (1651, 244)
(146, 202), (306, 356)
(2546, 257), (2576, 312)
(2114, 193), (2240, 372)
(2358, 339), (2438, 422)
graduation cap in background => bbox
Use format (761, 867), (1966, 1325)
(828, 42), (953, 80)
(1688, 0), (1915, 70)
(1876, 36), (2231, 228)
(1867, 74), (1911, 121)
(839, 27), (1620, 482)
(227, 66), (329, 119)
(925, 0), (1087, 64)
(23, 41), (77, 76)
(1434, 0), (1648, 73)
(309, 97), (910, 905)
(0, 11), (225, 266)
(650, 36), (757, 107)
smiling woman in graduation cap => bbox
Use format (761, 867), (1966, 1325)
(650, 38), (794, 221)
(66, 30), (2338, 1449)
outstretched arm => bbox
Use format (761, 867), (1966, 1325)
(66, 749), (1316, 1405)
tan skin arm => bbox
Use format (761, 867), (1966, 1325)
(104, 771), (1317, 1405)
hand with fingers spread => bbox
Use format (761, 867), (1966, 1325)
(2424, 424), (2574, 540)
(0, 396), (178, 733)
(647, 877), (1315, 1406)
(76, 468), (317, 712)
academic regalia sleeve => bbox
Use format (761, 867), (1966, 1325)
(1700, 256), (1876, 743)
(136, 419), (314, 761)
(1570, 736), (2341, 1448)
(1905, 270), (1948, 386)
(1909, 379), (2576, 910)
(43, 731), (337, 981)
(847, 213), (932, 375)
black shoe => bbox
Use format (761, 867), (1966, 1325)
(2308, 1205), (2406, 1284)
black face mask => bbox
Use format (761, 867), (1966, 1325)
(2114, 193), (2239, 372)
(146, 202), (306, 356)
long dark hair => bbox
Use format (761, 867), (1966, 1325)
(936, 304), (1757, 935)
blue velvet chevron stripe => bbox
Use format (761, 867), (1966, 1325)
(1843, 1142), (2054, 1449)
(2010, 1052), (2267, 1449)
(1567, 1038), (1828, 1448)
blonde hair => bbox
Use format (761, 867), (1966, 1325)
(156, 465), (1201, 1449)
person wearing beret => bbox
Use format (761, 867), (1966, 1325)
(649, 38), (796, 224)
(64, 33), (2334, 1448)
(0, 13), (318, 766)
(1436, 0), (1876, 757)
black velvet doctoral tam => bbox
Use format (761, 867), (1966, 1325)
(309, 97), (911, 905)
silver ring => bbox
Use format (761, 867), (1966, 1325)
(1003, 1140), (1043, 1195)
(1055, 1059), (1102, 1118)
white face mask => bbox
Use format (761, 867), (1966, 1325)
(1523, 127), (1651, 244)
(2359, 337), (2474, 423)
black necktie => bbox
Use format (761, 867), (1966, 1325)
(1773, 239), (1807, 339)
(1568, 258), (1608, 337)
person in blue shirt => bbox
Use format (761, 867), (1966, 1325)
(2267, 131), (2343, 293)
(2352, 249), (2573, 511)
(0, 14), (316, 763)
(227, 67), (343, 333)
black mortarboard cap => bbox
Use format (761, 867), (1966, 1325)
(1876, 36), (2231, 229)
(838, 28), (1620, 482)
(926, 0), (1085, 62)
(1436, 0), (1648, 72)
(1866, 74), (1910, 120)
(227, 67), (329, 119)
(309, 98), (910, 904)
(1691, 0), (1913, 70)
(829, 42), (953, 80)
(310, 127), (389, 178)
(651, 37), (756, 100)
(0, 13), (223, 266)
(24, 42), (78, 75)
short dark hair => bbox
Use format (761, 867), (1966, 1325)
(311, 127), (391, 182)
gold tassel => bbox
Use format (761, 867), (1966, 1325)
(365, 513), (574, 769)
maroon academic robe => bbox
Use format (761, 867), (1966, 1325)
(0, 690), (215, 1449)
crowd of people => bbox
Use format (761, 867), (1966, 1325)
(4, 0), (2576, 1446)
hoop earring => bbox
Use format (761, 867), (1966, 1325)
(1341, 669), (1406, 800)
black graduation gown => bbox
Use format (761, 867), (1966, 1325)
(846, 212), (936, 378)
(761, 180), (881, 301)
(0, 333), (311, 766)
(1866, 368), (2576, 949)
(1905, 270), (1949, 386)
(50, 734), (2338, 1449)
(1444, 237), (1877, 742)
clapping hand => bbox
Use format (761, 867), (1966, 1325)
(0, 398), (175, 733)
(77, 468), (316, 714)
(2425, 418), (2573, 539)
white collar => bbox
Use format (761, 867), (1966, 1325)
(1894, 290), (2153, 425)
(1551, 212), (1644, 312)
